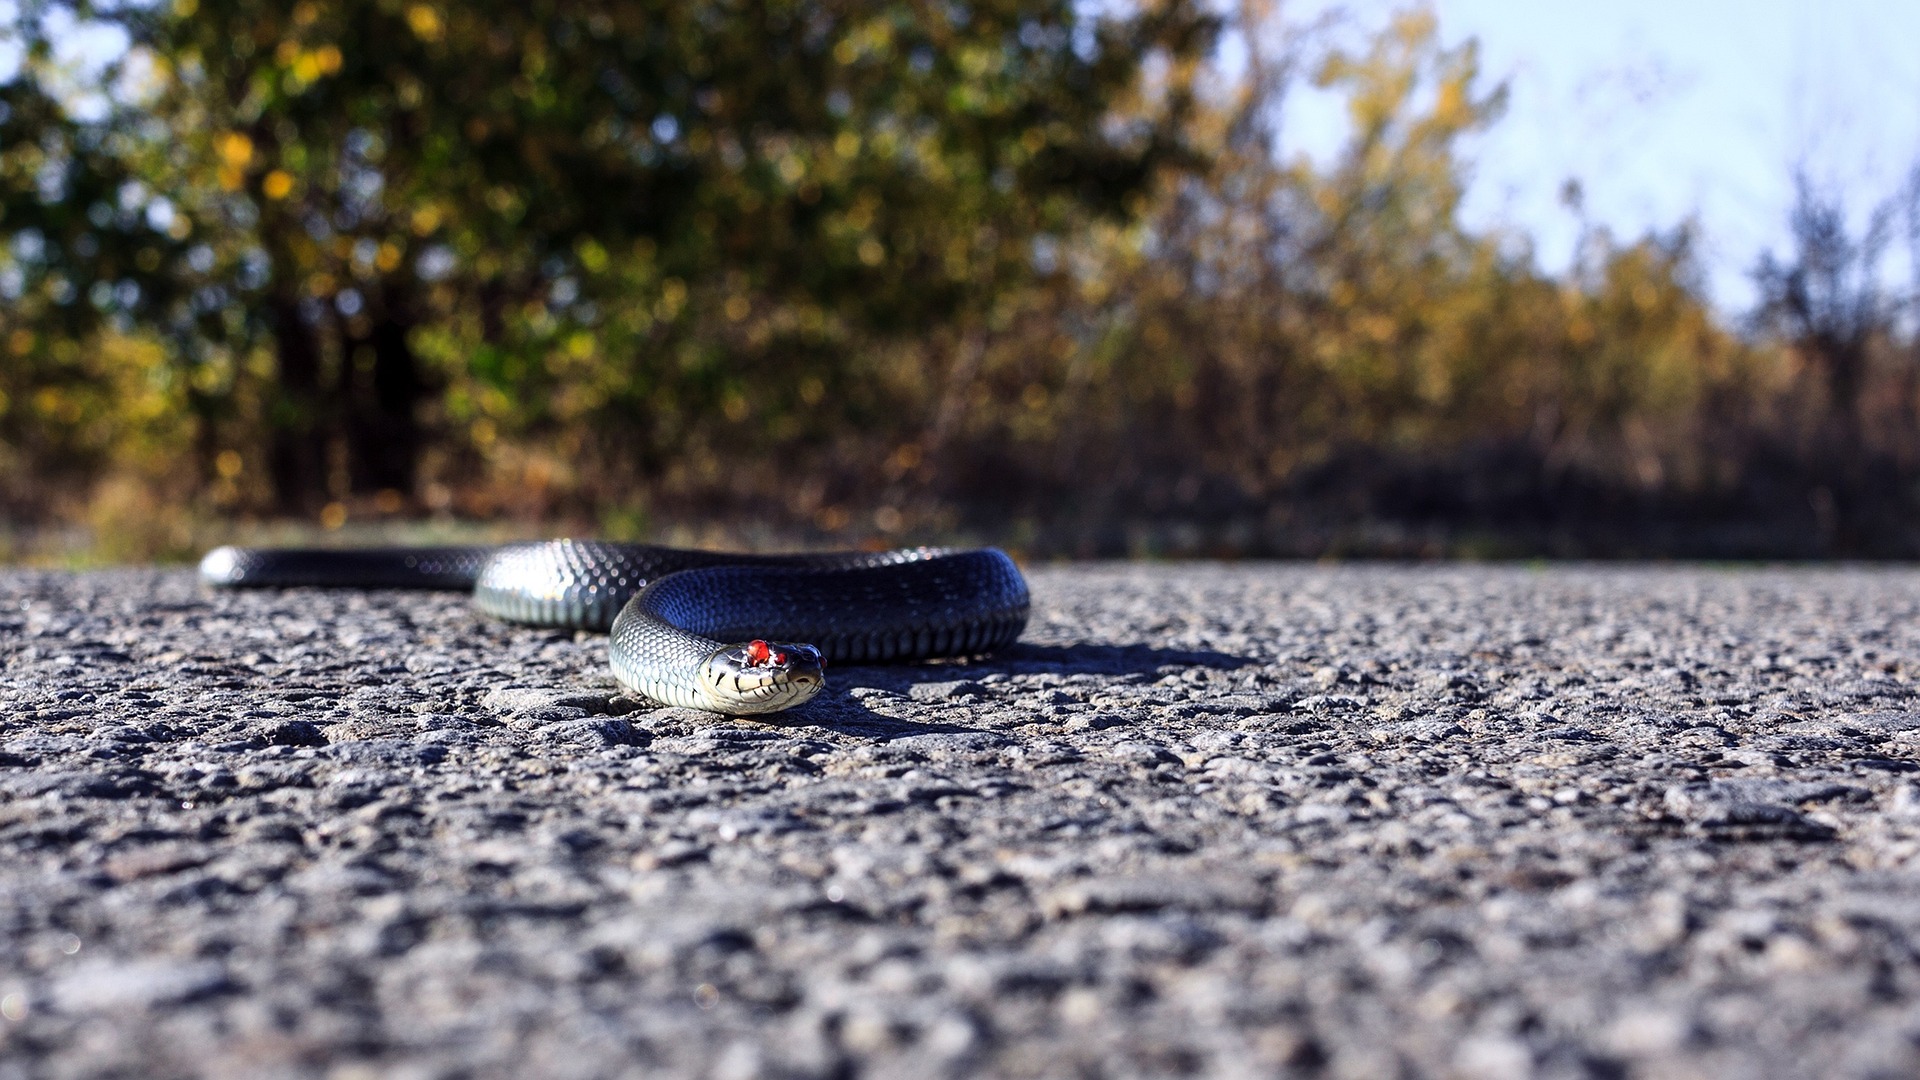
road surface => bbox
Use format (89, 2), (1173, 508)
(3, 563), (1920, 1078)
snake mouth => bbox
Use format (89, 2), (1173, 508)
(702, 640), (826, 714)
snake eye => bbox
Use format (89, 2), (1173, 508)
(744, 639), (772, 665)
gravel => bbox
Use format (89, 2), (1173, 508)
(5, 563), (1920, 1079)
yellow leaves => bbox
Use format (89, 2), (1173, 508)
(907, 133), (952, 182)
(406, 4), (444, 43)
(1296, 9), (1509, 290)
(1433, 80), (1467, 128)
(832, 22), (894, 66)
(469, 417), (497, 448)
(1389, 8), (1439, 52)
(1311, 184), (1348, 218)
(656, 278), (687, 321)
(1317, 4), (1499, 160)
(574, 238), (609, 274)
(956, 45), (1000, 79)
(857, 238), (886, 267)
(1358, 314), (1397, 344)
(317, 44), (344, 74)
(276, 40), (343, 92)
(834, 131), (861, 160)
(216, 132), (253, 191)
(262, 170), (295, 199)
(218, 133), (253, 166)
(565, 331), (596, 359)
(214, 449), (243, 478)
(32, 385), (84, 423)
(375, 242), (403, 273)
(409, 205), (444, 235)
(484, 186), (522, 217)
(171, 0), (197, 16)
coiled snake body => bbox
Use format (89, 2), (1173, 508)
(198, 540), (1030, 714)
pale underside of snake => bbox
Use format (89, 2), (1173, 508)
(197, 539), (1031, 715)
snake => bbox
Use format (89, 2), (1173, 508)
(197, 540), (1030, 715)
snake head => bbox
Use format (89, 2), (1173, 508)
(701, 640), (826, 714)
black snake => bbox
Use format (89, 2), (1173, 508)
(197, 540), (1030, 714)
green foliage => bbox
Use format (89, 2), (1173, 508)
(3, 0), (1212, 517)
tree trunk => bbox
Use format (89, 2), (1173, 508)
(343, 301), (423, 497)
(265, 295), (330, 513)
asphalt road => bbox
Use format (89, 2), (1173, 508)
(5, 563), (1920, 1079)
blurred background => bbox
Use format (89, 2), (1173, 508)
(2, 0), (1917, 563)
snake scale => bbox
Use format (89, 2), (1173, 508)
(197, 540), (1030, 714)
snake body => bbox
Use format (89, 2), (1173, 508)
(197, 540), (1030, 714)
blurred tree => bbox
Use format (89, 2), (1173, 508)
(1006, 6), (1523, 496)
(941, 1), (1763, 551)
(1751, 171), (1900, 457)
(0, 39), (211, 516)
(2, 0), (1212, 512)
(9, 1), (1889, 559)
(1747, 171), (1920, 548)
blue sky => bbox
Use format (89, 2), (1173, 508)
(1278, 0), (1920, 311)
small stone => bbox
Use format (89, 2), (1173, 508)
(51, 959), (229, 1011)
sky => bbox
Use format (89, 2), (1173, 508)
(1276, 0), (1920, 311)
